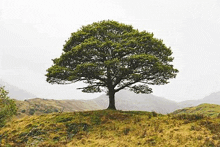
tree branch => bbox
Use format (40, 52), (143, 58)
(115, 80), (139, 92)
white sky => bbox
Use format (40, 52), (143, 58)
(1, 0), (220, 102)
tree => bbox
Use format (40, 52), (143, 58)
(0, 86), (17, 127)
(46, 20), (178, 110)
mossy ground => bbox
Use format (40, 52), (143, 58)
(173, 103), (220, 118)
(0, 109), (220, 147)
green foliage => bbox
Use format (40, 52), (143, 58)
(46, 20), (178, 109)
(0, 86), (17, 127)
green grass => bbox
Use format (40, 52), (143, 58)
(173, 103), (220, 118)
(0, 109), (220, 146)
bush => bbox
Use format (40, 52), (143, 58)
(21, 109), (26, 113)
(29, 108), (35, 115)
(172, 114), (205, 121)
(0, 86), (17, 127)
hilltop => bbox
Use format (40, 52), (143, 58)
(0, 108), (220, 146)
(172, 103), (220, 118)
(178, 91), (220, 108)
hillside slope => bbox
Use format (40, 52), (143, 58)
(14, 90), (180, 117)
(0, 79), (36, 100)
(172, 103), (220, 117)
(0, 110), (220, 146)
(178, 91), (220, 108)
(15, 98), (104, 117)
(90, 90), (179, 114)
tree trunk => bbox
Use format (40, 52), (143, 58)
(107, 90), (116, 110)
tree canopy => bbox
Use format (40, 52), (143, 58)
(46, 20), (178, 110)
(0, 86), (17, 127)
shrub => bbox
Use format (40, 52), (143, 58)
(152, 111), (158, 117)
(123, 127), (130, 135)
(172, 114), (205, 121)
(0, 86), (17, 127)
(21, 109), (26, 113)
(29, 108), (35, 115)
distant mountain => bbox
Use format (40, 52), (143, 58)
(10, 82), (220, 116)
(15, 90), (180, 116)
(201, 91), (220, 104)
(89, 90), (179, 114)
(0, 79), (36, 100)
(178, 91), (220, 108)
(90, 90), (220, 114)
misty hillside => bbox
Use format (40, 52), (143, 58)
(3, 81), (220, 115)
(0, 79), (36, 100)
(89, 90), (179, 114)
(178, 91), (220, 108)
(14, 90), (179, 116)
(15, 98), (104, 117)
(201, 92), (220, 104)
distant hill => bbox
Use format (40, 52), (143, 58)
(173, 103), (220, 117)
(14, 90), (180, 116)
(178, 91), (220, 108)
(201, 91), (220, 104)
(15, 98), (103, 117)
(89, 90), (179, 114)
(0, 79), (36, 100)
(6, 80), (220, 116)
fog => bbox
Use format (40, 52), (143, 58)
(1, 0), (220, 101)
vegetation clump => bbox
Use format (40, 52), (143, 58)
(172, 113), (205, 121)
(0, 86), (17, 127)
(173, 103), (220, 117)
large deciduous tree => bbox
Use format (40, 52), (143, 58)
(46, 20), (178, 110)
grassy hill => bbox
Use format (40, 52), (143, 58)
(15, 98), (103, 118)
(14, 90), (181, 118)
(172, 103), (220, 118)
(91, 90), (179, 114)
(1, 109), (220, 146)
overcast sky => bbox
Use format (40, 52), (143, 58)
(1, 0), (220, 102)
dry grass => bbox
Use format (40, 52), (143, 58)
(0, 110), (220, 146)
(15, 98), (103, 118)
(173, 103), (220, 118)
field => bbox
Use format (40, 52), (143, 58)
(1, 104), (220, 147)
